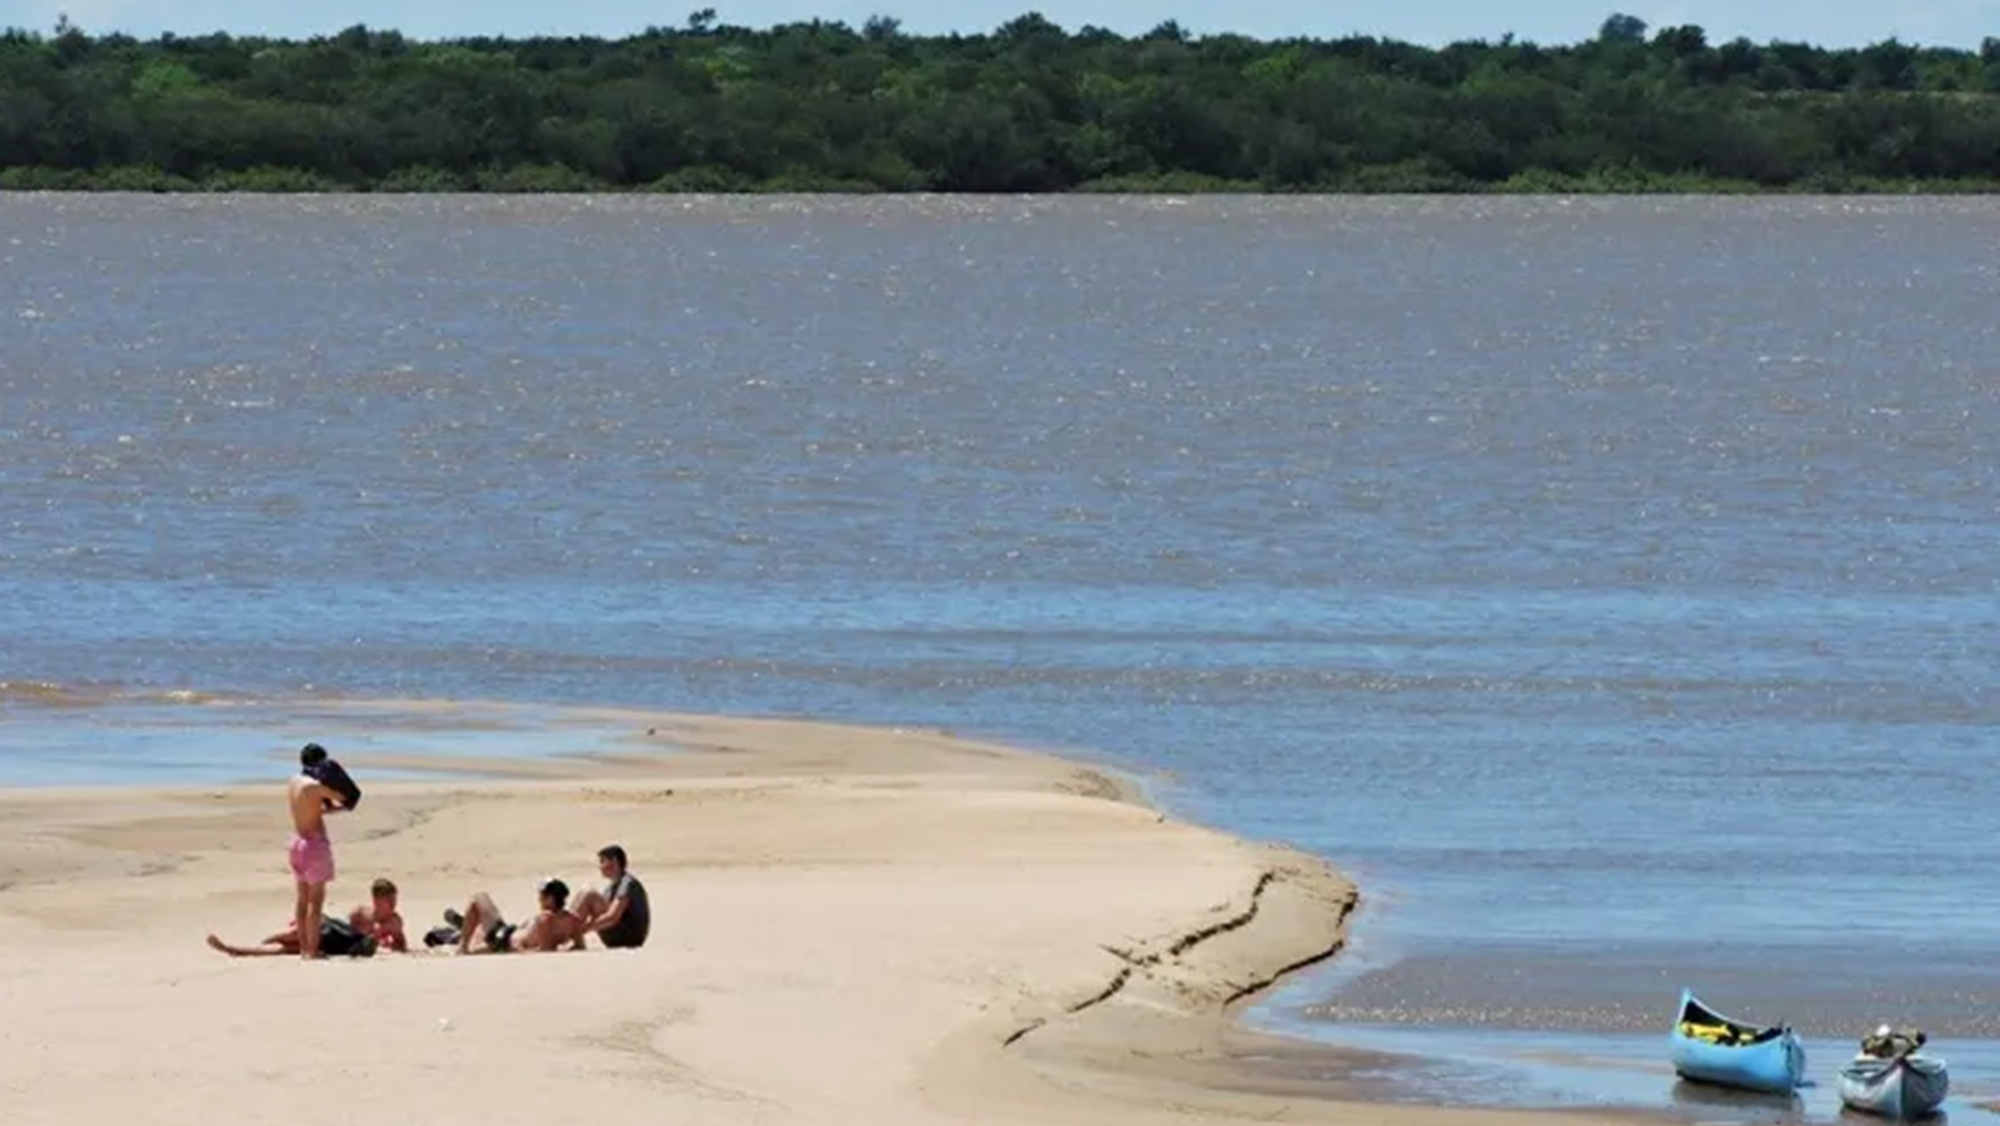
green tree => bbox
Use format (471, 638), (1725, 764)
(1, 14), (1997, 193)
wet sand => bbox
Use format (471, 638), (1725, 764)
(0, 699), (1681, 1126)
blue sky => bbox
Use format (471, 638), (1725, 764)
(2, 0), (1992, 48)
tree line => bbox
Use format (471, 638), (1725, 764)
(3, 11), (1999, 193)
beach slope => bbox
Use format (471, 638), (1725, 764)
(0, 706), (1581, 1126)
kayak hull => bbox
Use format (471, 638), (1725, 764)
(1838, 1054), (1949, 1120)
(1668, 989), (1805, 1095)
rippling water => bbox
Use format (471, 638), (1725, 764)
(5, 195), (1999, 1110)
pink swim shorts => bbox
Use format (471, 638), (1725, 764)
(289, 834), (335, 884)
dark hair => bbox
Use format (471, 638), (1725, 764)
(371, 877), (397, 897)
(301, 742), (328, 768)
(597, 844), (628, 871)
(538, 877), (570, 908)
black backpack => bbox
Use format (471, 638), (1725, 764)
(318, 917), (378, 958)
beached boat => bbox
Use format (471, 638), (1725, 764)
(1837, 1026), (1948, 1120)
(1668, 989), (1805, 1095)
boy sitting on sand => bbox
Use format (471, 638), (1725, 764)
(351, 877), (408, 951)
(570, 844), (649, 950)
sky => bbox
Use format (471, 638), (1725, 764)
(0, 0), (1992, 49)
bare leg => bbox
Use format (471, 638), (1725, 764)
(457, 892), (503, 954)
(294, 881), (310, 956)
(298, 881), (327, 960)
(207, 929), (300, 958)
(565, 888), (609, 948)
(570, 888), (608, 928)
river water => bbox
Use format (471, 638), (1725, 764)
(4, 193), (1997, 1120)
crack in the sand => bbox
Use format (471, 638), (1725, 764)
(1003, 867), (1351, 1048)
(1000, 1018), (1046, 1047)
(1220, 937), (1348, 1007)
(1167, 869), (1276, 956)
(1064, 967), (1135, 1014)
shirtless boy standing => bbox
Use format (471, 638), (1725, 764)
(288, 743), (352, 960)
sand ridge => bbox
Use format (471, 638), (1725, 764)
(0, 702), (1644, 1125)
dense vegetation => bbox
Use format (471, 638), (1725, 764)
(4, 11), (2000, 192)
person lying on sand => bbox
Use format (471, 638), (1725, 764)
(207, 916), (378, 958)
(207, 877), (407, 957)
(441, 878), (585, 954)
(207, 925), (315, 958)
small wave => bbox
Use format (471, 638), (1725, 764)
(0, 680), (97, 706)
(137, 689), (231, 706)
(0, 681), (240, 709)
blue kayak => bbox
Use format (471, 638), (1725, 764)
(1669, 988), (1806, 1095)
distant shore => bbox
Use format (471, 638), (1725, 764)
(0, 698), (1650, 1126)
(6, 19), (1998, 197)
(3, 170), (2000, 196)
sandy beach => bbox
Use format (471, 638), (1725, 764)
(0, 704), (1631, 1126)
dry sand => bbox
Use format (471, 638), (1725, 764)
(0, 704), (1638, 1126)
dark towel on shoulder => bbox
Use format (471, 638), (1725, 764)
(310, 758), (363, 810)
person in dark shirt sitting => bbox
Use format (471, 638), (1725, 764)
(572, 843), (650, 949)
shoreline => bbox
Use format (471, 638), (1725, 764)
(0, 698), (1668, 1125)
(10, 185), (2000, 198)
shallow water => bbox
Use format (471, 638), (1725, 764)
(0, 694), (635, 785)
(1252, 1010), (1999, 1125)
(4, 194), (1998, 1114)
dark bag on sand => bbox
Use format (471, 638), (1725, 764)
(309, 758), (363, 810)
(319, 917), (378, 958)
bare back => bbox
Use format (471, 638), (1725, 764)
(519, 909), (584, 952)
(288, 774), (332, 837)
